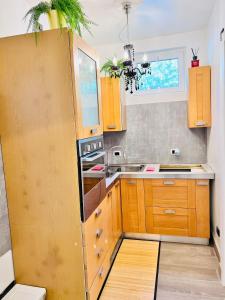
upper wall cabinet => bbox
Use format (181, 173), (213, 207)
(73, 35), (103, 139)
(188, 66), (211, 128)
(101, 77), (127, 132)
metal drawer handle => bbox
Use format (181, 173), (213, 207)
(96, 228), (103, 239)
(164, 209), (176, 215)
(96, 248), (103, 258)
(98, 267), (104, 278)
(90, 128), (97, 134)
(196, 121), (206, 126)
(163, 180), (175, 185)
(197, 181), (209, 186)
(127, 181), (136, 185)
(95, 208), (102, 218)
(107, 124), (116, 129)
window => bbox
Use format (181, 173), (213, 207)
(136, 48), (185, 93)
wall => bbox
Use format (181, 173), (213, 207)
(207, 0), (225, 285)
(98, 30), (208, 163)
(0, 149), (11, 256)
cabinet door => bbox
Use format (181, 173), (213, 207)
(101, 77), (126, 132)
(121, 179), (145, 233)
(73, 35), (103, 139)
(188, 66), (211, 128)
(111, 181), (122, 245)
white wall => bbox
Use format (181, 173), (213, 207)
(95, 30), (208, 105)
(207, 0), (225, 285)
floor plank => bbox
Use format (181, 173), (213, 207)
(100, 239), (159, 300)
(157, 242), (225, 300)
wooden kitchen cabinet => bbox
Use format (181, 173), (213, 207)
(121, 178), (146, 233)
(144, 179), (210, 238)
(188, 66), (211, 128)
(72, 34), (103, 139)
(101, 77), (127, 132)
(111, 181), (122, 246)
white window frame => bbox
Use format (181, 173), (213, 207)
(135, 47), (186, 95)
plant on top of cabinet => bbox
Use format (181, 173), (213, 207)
(101, 58), (124, 77)
(188, 66), (211, 128)
(24, 0), (92, 34)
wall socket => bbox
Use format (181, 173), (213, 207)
(170, 148), (181, 156)
(113, 150), (122, 157)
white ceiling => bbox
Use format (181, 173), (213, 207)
(80, 0), (215, 45)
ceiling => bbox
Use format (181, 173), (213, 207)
(80, 0), (215, 45)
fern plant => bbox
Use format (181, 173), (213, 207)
(24, 0), (92, 36)
(101, 58), (124, 77)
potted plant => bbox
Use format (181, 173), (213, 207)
(24, 0), (91, 36)
(101, 58), (124, 78)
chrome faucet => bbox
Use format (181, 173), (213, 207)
(106, 145), (127, 167)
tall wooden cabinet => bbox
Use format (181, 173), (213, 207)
(101, 77), (126, 132)
(111, 181), (122, 245)
(188, 66), (211, 128)
(0, 29), (100, 300)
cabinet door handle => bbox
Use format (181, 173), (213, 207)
(95, 208), (102, 218)
(197, 181), (209, 186)
(115, 181), (120, 188)
(96, 248), (103, 258)
(127, 181), (136, 185)
(98, 267), (104, 278)
(163, 180), (175, 185)
(164, 209), (176, 215)
(107, 124), (116, 129)
(90, 128), (97, 134)
(108, 191), (112, 197)
(96, 228), (103, 239)
(196, 121), (206, 126)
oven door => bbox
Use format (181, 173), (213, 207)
(80, 151), (106, 221)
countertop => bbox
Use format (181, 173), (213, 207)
(105, 164), (215, 188)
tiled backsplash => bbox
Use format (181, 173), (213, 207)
(104, 101), (207, 164)
(0, 149), (11, 256)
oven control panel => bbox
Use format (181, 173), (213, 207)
(78, 136), (104, 157)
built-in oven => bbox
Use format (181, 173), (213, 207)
(77, 136), (106, 221)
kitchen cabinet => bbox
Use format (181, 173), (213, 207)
(144, 179), (210, 238)
(101, 77), (127, 132)
(111, 181), (122, 246)
(188, 66), (211, 128)
(0, 29), (87, 299)
(121, 178), (146, 233)
(73, 34), (103, 139)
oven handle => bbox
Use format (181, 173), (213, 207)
(82, 151), (106, 162)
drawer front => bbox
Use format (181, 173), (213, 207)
(152, 186), (188, 208)
(84, 195), (112, 289)
(88, 248), (111, 300)
(151, 179), (188, 187)
(146, 207), (196, 237)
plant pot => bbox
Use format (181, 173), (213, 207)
(48, 10), (67, 30)
(191, 59), (199, 68)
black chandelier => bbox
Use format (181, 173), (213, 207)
(110, 2), (151, 94)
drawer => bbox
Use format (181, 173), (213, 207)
(88, 248), (111, 300)
(84, 194), (113, 289)
(151, 186), (188, 208)
(146, 207), (196, 237)
(151, 179), (188, 187)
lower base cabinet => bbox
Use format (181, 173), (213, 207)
(84, 181), (122, 300)
(121, 178), (210, 238)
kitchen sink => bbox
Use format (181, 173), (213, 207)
(106, 164), (145, 176)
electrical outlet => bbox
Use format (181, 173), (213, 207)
(170, 148), (181, 156)
(113, 150), (122, 157)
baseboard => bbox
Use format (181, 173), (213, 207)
(124, 232), (209, 245)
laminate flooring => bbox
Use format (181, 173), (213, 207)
(157, 242), (225, 300)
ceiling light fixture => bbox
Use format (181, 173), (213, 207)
(111, 1), (151, 94)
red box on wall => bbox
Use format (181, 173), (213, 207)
(192, 60), (199, 67)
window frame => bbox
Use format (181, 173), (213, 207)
(135, 47), (186, 95)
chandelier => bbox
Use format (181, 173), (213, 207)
(110, 2), (151, 94)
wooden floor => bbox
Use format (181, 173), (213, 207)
(100, 239), (159, 300)
(157, 242), (225, 300)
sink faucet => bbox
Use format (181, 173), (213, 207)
(106, 145), (127, 167)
